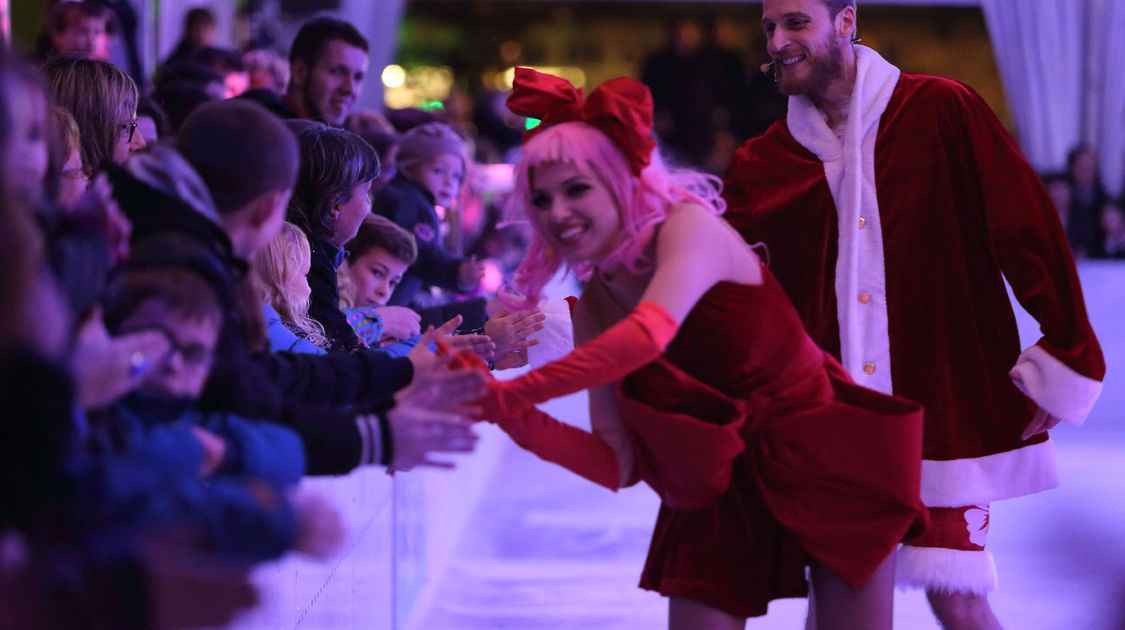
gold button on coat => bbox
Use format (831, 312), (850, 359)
(863, 362), (876, 375)
(858, 217), (867, 229)
(858, 293), (871, 304)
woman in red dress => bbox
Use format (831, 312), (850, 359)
(475, 68), (928, 630)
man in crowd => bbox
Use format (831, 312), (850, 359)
(281, 17), (368, 126)
(723, 1), (1105, 628)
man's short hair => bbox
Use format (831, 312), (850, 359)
(347, 214), (418, 266)
(176, 99), (299, 215)
(185, 7), (216, 32)
(821, 0), (856, 18)
(288, 17), (368, 69)
(104, 265), (222, 331)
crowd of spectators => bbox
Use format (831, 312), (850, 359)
(1042, 144), (1125, 259)
(0, 4), (548, 627)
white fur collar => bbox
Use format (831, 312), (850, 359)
(786, 45), (901, 393)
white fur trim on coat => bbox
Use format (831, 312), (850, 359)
(786, 46), (901, 396)
(897, 546), (997, 594)
(1010, 344), (1103, 426)
(921, 439), (1058, 507)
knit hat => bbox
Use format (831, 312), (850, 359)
(395, 122), (466, 170)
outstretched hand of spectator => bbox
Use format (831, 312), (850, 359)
(72, 306), (171, 410)
(434, 315), (496, 362)
(373, 305), (421, 342)
(191, 426), (228, 478)
(485, 308), (545, 370)
(387, 349), (486, 471)
(289, 489), (346, 560)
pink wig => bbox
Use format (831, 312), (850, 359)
(504, 121), (724, 306)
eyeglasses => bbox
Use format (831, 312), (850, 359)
(114, 322), (214, 368)
(120, 120), (138, 143)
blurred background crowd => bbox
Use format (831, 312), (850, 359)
(4, 0), (1123, 261)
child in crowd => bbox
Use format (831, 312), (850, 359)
(251, 221), (331, 354)
(339, 214), (491, 359)
(84, 256), (343, 561)
(47, 105), (88, 208)
(372, 121), (485, 311)
(340, 214), (422, 348)
(101, 262), (309, 491)
(342, 214), (543, 364)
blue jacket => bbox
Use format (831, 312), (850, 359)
(113, 391), (306, 487)
(71, 392), (308, 561)
(263, 303), (327, 355)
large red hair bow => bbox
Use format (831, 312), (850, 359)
(507, 67), (657, 176)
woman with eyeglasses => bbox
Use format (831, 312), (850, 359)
(42, 54), (146, 171)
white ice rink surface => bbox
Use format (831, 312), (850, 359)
(406, 262), (1125, 630)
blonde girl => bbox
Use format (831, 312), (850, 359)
(251, 221), (330, 353)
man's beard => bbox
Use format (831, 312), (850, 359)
(775, 37), (844, 97)
(304, 84), (344, 126)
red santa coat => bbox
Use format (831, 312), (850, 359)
(723, 72), (1104, 515)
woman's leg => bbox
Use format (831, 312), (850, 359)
(668, 596), (746, 630)
(809, 553), (896, 630)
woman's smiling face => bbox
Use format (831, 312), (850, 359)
(528, 160), (623, 267)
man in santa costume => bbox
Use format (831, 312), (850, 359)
(722, 1), (1106, 628)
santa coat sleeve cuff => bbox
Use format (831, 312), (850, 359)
(897, 546), (997, 594)
(1009, 344), (1103, 426)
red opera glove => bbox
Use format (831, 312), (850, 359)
(494, 301), (677, 412)
(486, 395), (621, 490)
(468, 302), (676, 491)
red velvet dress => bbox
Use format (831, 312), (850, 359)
(575, 267), (928, 617)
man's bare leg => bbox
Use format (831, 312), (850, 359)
(926, 590), (1002, 630)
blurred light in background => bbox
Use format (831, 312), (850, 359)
(480, 258), (504, 294)
(477, 163), (515, 196)
(381, 64), (406, 88)
(382, 65), (454, 110)
(496, 66), (586, 91)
